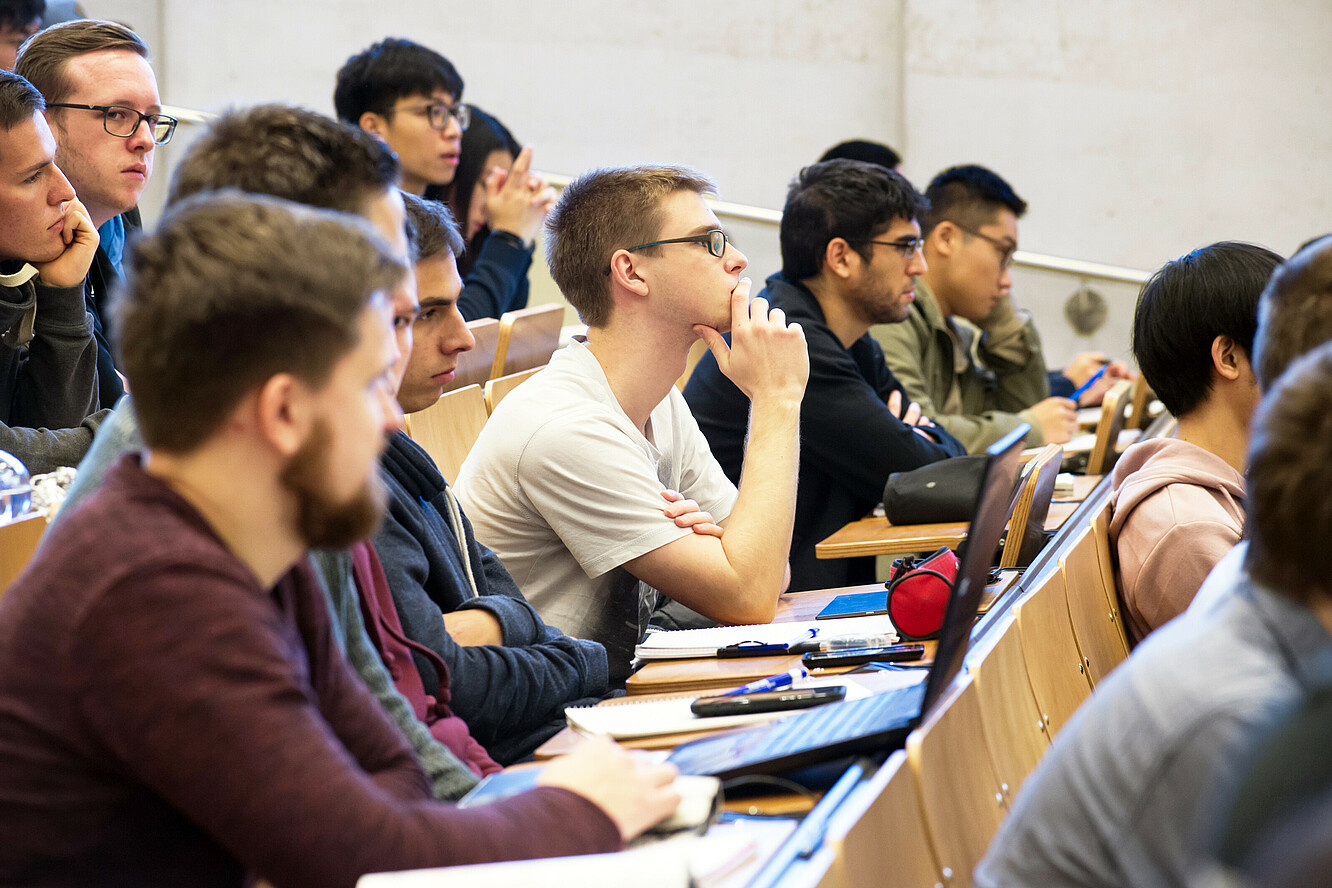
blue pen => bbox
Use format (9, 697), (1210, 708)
(720, 667), (808, 697)
(1070, 362), (1109, 401)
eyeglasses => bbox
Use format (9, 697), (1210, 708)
(867, 236), (925, 259)
(627, 229), (729, 259)
(395, 101), (470, 132)
(951, 222), (1017, 269)
(46, 103), (177, 145)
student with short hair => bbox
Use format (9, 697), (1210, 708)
(877, 164), (1130, 452)
(456, 165), (809, 681)
(0, 192), (678, 886)
(1109, 242), (1280, 643)
(335, 38), (549, 320)
(0, 68), (102, 472)
(974, 237), (1332, 888)
(684, 159), (965, 591)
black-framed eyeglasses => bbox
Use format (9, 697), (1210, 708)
(867, 236), (925, 259)
(395, 101), (470, 132)
(627, 229), (729, 259)
(46, 103), (177, 145)
(951, 222), (1017, 269)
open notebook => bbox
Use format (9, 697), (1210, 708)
(634, 615), (897, 660)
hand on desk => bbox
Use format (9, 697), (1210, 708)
(661, 489), (723, 538)
(538, 735), (681, 840)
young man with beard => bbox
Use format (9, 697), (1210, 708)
(0, 192), (678, 887)
(684, 160), (966, 591)
(17, 19), (172, 406)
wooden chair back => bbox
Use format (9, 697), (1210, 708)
(447, 318), (501, 393)
(1013, 568), (1093, 737)
(1086, 379), (1133, 475)
(483, 367), (542, 414)
(999, 443), (1063, 569)
(1126, 375), (1154, 429)
(824, 750), (944, 888)
(906, 676), (1007, 888)
(0, 511), (46, 599)
(968, 615), (1049, 806)
(1059, 521), (1129, 687)
(491, 303), (564, 378)
(1091, 501), (1133, 651)
(403, 384), (488, 482)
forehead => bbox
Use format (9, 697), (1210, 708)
(975, 207), (1018, 240)
(656, 188), (718, 233)
(61, 49), (159, 100)
(415, 250), (462, 298)
(360, 188), (409, 260)
(346, 298), (393, 367)
(0, 112), (54, 175)
(878, 216), (922, 238)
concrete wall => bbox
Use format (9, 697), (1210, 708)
(91, 0), (1332, 364)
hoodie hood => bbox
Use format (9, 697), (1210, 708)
(1109, 436), (1245, 537)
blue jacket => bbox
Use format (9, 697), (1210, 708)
(374, 431), (610, 763)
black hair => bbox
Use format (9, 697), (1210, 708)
(427, 104), (521, 275)
(922, 164), (1027, 236)
(401, 190), (464, 262)
(818, 139), (902, 170)
(334, 37), (463, 124)
(0, 0), (41, 30)
(779, 159), (929, 281)
(1131, 241), (1281, 417)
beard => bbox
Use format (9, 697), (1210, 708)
(278, 418), (386, 550)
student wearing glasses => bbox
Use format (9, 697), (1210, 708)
(16, 19), (173, 409)
(335, 38), (552, 321)
(684, 160), (966, 592)
(455, 166), (809, 682)
(876, 164), (1130, 452)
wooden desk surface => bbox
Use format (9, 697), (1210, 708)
(814, 474), (1103, 561)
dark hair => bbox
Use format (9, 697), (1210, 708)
(0, 0), (42, 31)
(1131, 242), (1281, 417)
(1243, 340), (1332, 605)
(401, 190), (463, 262)
(434, 104), (520, 275)
(118, 191), (406, 453)
(922, 164), (1027, 236)
(818, 139), (902, 170)
(0, 68), (42, 130)
(334, 37), (463, 124)
(167, 104), (399, 214)
(546, 165), (714, 328)
(15, 19), (148, 105)
(779, 159), (929, 281)
(1253, 236), (1332, 392)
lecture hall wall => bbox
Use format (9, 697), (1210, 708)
(98, 0), (1332, 366)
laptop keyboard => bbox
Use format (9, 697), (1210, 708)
(669, 682), (926, 778)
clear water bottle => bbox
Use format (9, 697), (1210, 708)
(0, 450), (32, 522)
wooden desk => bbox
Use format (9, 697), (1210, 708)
(814, 475), (1101, 562)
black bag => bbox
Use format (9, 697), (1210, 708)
(882, 455), (990, 525)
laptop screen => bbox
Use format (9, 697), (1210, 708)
(918, 422), (1030, 717)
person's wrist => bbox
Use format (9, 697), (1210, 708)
(489, 228), (532, 251)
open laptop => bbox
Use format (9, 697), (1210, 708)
(667, 423), (1030, 780)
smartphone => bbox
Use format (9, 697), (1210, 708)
(689, 685), (847, 717)
(802, 643), (926, 669)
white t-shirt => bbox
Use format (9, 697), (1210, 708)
(454, 341), (738, 679)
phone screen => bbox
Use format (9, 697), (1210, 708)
(690, 685), (847, 717)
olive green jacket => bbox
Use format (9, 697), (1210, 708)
(873, 279), (1050, 453)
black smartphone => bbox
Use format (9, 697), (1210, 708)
(689, 685), (847, 717)
(802, 643), (927, 669)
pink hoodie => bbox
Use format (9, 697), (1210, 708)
(1108, 436), (1245, 644)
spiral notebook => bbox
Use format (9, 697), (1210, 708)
(633, 615), (898, 660)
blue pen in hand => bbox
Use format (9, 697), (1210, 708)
(720, 667), (808, 697)
(1070, 362), (1109, 401)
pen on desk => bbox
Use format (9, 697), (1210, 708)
(1069, 361), (1110, 401)
(788, 633), (898, 654)
(720, 668), (808, 697)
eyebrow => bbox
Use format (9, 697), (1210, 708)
(17, 158), (50, 178)
(687, 224), (720, 236)
(417, 296), (456, 309)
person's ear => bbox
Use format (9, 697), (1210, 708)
(358, 111), (390, 143)
(608, 250), (650, 298)
(823, 237), (857, 281)
(928, 222), (958, 260)
(254, 373), (314, 458)
(1212, 335), (1245, 381)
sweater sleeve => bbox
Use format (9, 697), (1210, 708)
(72, 563), (619, 888)
(10, 280), (101, 429)
(456, 232), (534, 321)
(0, 409), (105, 475)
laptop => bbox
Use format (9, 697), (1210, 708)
(667, 423), (1030, 780)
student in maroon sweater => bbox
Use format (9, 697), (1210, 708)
(0, 193), (678, 887)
